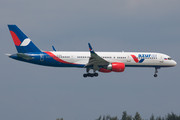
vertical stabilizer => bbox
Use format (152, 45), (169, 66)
(8, 25), (41, 53)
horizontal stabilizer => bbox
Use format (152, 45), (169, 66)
(17, 53), (33, 60)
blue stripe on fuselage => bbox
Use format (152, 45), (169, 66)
(9, 52), (85, 67)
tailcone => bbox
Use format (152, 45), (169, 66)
(9, 54), (18, 59)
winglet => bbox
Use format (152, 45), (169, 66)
(52, 46), (56, 51)
(88, 43), (95, 54)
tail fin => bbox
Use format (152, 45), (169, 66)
(8, 25), (41, 53)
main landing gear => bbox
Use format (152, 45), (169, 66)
(83, 73), (98, 78)
(83, 68), (99, 78)
(154, 67), (160, 77)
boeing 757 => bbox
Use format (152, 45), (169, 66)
(7, 25), (177, 77)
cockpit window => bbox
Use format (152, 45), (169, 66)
(168, 58), (172, 60)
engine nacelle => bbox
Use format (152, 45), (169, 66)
(107, 62), (125, 72)
(99, 68), (111, 73)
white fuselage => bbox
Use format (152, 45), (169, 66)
(49, 51), (177, 67)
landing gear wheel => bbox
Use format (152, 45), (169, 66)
(87, 73), (91, 77)
(94, 73), (98, 77)
(90, 73), (94, 77)
(83, 74), (87, 78)
(154, 74), (157, 77)
(83, 72), (99, 78)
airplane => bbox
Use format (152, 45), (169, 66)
(7, 25), (177, 78)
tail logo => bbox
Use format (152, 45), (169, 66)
(10, 31), (31, 46)
(20, 38), (31, 46)
(131, 55), (144, 63)
(10, 31), (21, 46)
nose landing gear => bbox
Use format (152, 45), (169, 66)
(154, 67), (160, 77)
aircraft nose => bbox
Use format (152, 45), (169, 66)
(172, 60), (177, 66)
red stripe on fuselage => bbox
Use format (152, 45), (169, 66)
(44, 51), (75, 64)
(131, 55), (139, 63)
(10, 31), (21, 46)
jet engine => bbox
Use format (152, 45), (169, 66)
(99, 68), (111, 73)
(107, 62), (125, 72)
(99, 62), (125, 73)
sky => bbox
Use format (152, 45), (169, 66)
(0, 0), (180, 120)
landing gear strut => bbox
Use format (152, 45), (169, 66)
(154, 67), (160, 77)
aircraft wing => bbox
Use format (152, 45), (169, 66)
(85, 43), (109, 71)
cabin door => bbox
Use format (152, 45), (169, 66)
(160, 55), (164, 63)
(40, 54), (44, 61)
(127, 55), (131, 62)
